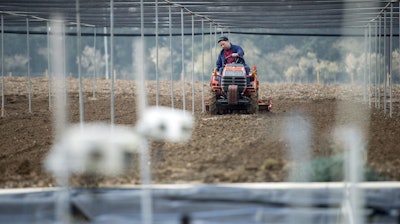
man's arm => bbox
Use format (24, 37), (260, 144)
(235, 45), (245, 57)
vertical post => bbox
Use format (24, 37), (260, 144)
(201, 19), (205, 113)
(26, 18), (32, 113)
(363, 27), (367, 102)
(169, 5), (174, 109)
(47, 22), (52, 111)
(138, 1), (152, 224)
(368, 23), (371, 107)
(378, 16), (382, 109)
(50, 17), (70, 224)
(1, 15), (4, 117)
(209, 23), (213, 65)
(374, 21), (378, 108)
(181, 8), (186, 111)
(383, 11), (387, 114)
(110, 0), (115, 125)
(92, 27), (97, 99)
(155, 0), (159, 107)
(76, 0), (84, 124)
(389, 4), (393, 118)
(104, 27), (109, 80)
(191, 15), (195, 114)
(62, 22), (67, 102)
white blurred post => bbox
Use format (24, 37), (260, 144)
(137, 0), (152, 223)
(283, 113), (312, 224)
(50, 16), (70, 224)
(339, 127), (365, 224)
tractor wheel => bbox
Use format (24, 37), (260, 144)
(228, 85), (238, 105)
(247, 91), (259, 114)
(208, 90), (218, 115)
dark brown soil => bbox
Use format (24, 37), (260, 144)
(1, 77), (400, 188)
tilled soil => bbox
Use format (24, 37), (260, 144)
(1, 77), (400, 188)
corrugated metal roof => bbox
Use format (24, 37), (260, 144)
(0, 0), (396, 34)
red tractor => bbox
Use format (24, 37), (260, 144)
(205, 58), (272, 114)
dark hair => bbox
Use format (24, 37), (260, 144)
(217, 36), (229, 43)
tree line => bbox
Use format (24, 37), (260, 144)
(2, 27), (399, 85)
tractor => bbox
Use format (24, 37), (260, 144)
(205, 56), (272, 114)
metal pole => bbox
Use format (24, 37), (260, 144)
(191, 15), (195, 114)
(383, 11), (387, 114)
(209, 23), (212, 69)
(26, 18), (32, 113)
(104, 27), (109, 80)
(47, 22), (52, 111)
(181, 8), (186, 111)
(50, 18), (70, 224)
(378, 16), (382, 109)
(368, 24), (371, 107)
(76, 0), (84, 124)
(389, 4), (393, 118)
(215, 26), (217, 49)
(363, 27), (367, 102)
(169, 6), (174, 108)
(138, 1), (152, 224)
(374, 21), (378, 109)
(201, 19), (205, 113)
(1, 15), (4, 117)
(92, 27), (97, 98)
(62, 22), (67, 102)
(110, 0), (115, 124)
(155, 0), (159, 107)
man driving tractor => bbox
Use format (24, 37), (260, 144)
(215, 36), (250, 76)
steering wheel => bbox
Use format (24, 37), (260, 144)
(224, 54), (245, 64)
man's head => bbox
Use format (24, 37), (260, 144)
(218, 36), (231, 50)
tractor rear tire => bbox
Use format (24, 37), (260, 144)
(248, 91), (259, 114)
(208, 90), (218, 115)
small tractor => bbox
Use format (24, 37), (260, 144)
(205, 57), (272, 114)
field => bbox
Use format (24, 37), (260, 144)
(1, 77), (400, 188)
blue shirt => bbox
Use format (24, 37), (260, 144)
(216, 43), (247, 71)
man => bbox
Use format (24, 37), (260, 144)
(215, 36), (249, 75)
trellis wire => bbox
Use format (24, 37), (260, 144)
(1, 2), (400, 223)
